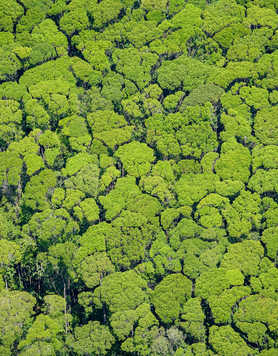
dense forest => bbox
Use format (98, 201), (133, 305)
(0, 0), (278, 354)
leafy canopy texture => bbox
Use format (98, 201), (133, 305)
(0, 0), (278, 354)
